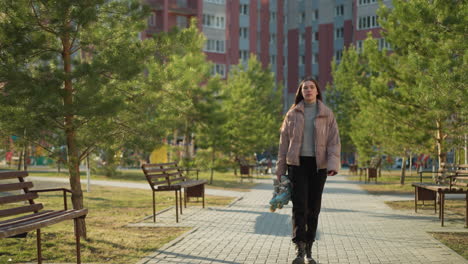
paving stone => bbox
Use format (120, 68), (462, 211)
(137, 175), (468, 264)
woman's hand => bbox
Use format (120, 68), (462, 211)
(327, 170), (337, 176)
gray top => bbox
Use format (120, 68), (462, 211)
(300, 101), (317, 157)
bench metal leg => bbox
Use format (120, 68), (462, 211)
(152, 192), (156, 223)
(175, 190), (179, 223)
(414, 187), (417, 213)
(179, 190), (183, 215)
(37, 229), (42, 264)
(74, 218), (81, 264)
(440, 192), (445, 227)
(202, 185), (205, 208)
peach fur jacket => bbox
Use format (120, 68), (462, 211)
(276, 100), (341, 178)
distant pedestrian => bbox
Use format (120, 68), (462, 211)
(276, 77), (341, 264)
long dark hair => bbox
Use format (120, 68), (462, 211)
(292, 76), (322, 107)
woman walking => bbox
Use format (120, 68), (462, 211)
(276, 77), (341, 264)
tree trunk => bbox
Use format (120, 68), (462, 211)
(210, 148), (215, 184)
(62, 23), (87, 239)
(23, 130), (28, 171)
(435, 120), (447, 166)
(183, 120), (191, 165)
(400, 156), (406, 185)
(409, 152), (412, 176)
(23, 144), (28, 171)
(464, 134), (467, 164)
(17, 149), (23, 171)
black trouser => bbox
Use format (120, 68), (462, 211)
(289, 156), (327, 243)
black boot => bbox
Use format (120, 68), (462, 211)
(305, 242), (316, 264)
(292, 242), (306, 264)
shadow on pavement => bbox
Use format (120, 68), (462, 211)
(153, 250), (241, 264)
(254, 212), (291, 237)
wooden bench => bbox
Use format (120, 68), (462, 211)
(349, 164), (358, 175)
(0, 171), (88, 264)
(141, 162), (207, 223)
(412, 165), (468, 227)
(417, 162), (455, 183)
(239, 164), (256, 181)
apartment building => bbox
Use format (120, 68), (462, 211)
(142, 0), (390, 110)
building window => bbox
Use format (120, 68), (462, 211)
(358, 15), (379, 30)
(312, 53), (318, 64)
(378, 38), (392, 51)
(356, 40), (363, 53)
(148, 12), (156, 26)
(239, 27), (248, 39)
(204, 39), (225, 53)
(270, 11), (276, 21)
(240, 4), (249, 15)
(312, 9), (319, 21)
(203, 14), (225, 29)
(358, 0), (377, 6)
(270, 55), (276, 65)
(269, 33), (276, 44)
(335, 5), (344, 16)
(313, 32), (319, 42)
(335, 27), (344, 39)
(300, 55), (305, 66)
(239, 50), (249, 61)
(204, 0), (225, 4)
(176, 16), (188, 28)
(211, 64), (226, 77)
(299, 33), (306, 45)
(300, 12), (305, 23)
(335, 50), (343, 61)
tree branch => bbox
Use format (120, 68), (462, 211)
(30, 1), (57, 35)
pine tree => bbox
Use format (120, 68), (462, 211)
(0, 0), (157, 237)
(223, 56), (283, 167)
(376, 0), (468, 165)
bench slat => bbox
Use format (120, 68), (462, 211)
(166, 171), (182, 177)
(146, 174), (176, 180)
(0, 192), (38, 205)
(0, 210), (55, 227)
(142, 162), (177, 168)
(0, 204), (43, 218)
(0, 209), (88, 238)
(169, 177), (187, 183)
(179, 180), (208, 188)
(143, 167), (178, 173)
(0, 171), (28, 180)
(0, 182), (33, 192)
(150, 179), (168, 186)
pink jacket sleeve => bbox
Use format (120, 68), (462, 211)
(276, 116), (289, 178)
(326, 112), (341, 173)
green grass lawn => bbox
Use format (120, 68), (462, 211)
(343, 168), (437, 195)
(2, 166), (266, 191)
(0, 184), (234, 264)
(430, 232), (468, 260)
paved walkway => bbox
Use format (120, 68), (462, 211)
(29, 176), (242, 197)
(136, 175), (467, 264)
